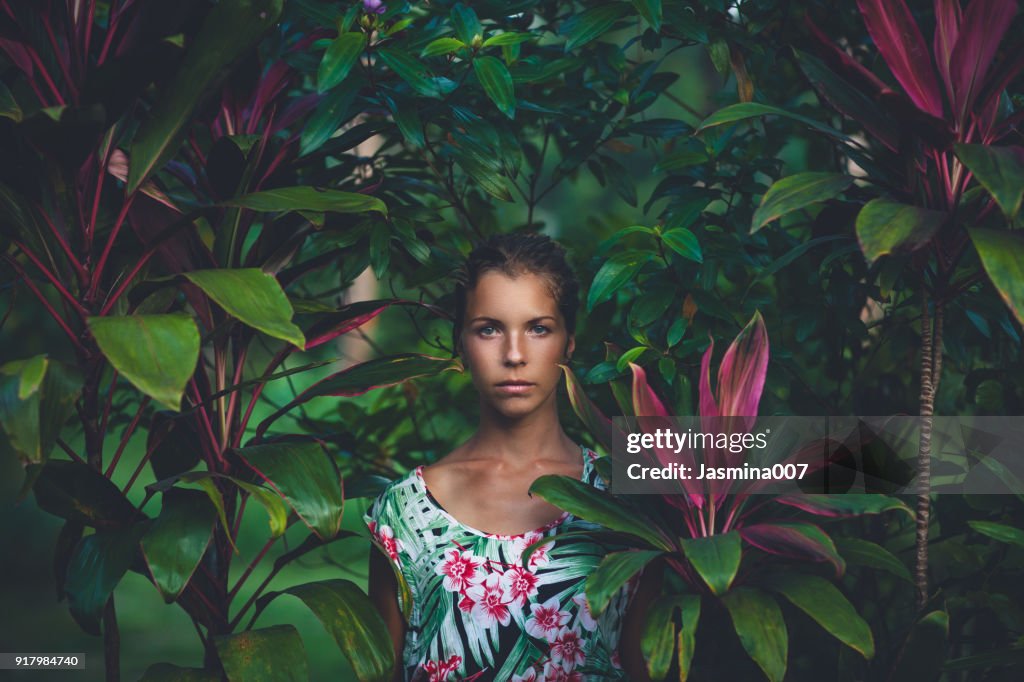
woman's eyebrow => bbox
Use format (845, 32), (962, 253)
(468, 315), (557, 324)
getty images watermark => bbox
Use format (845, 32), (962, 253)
(609, 416), (1024, 496)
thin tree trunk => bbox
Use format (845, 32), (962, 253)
(914, 291), (943, 608)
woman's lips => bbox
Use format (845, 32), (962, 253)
(496, 382), (534, 394)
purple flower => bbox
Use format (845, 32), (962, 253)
(362, 0), (386, 14)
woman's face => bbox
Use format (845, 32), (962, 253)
(460, 271), (575, 420)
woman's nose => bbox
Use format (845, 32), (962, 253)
(503, 333), (525, 366)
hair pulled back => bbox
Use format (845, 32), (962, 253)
(451, 233), (579, 356)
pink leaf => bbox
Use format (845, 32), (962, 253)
(699, 337), (718, 419)
(564, 364), (622, 452)
(804, 16), (890, 96)
(933, 0), (962, 104)
(857, 0), (944, 117)
(740, 522), (846, 577)
(949, 0), (1018, 125)
(713, 311), (770, 420)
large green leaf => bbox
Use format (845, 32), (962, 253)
(722, 587), (788, 682)
(139, 663), (221, 681)
(680, 532), (741, 596)
(474, 56), (515, 119)
(834, 537), (912, 583)
(88, 314), (200, 411)
(774, 494), (912, 518)
(140, 489), (216, 602)
(529, 475), (673, 551)
(677, 594), (701, 681)
(377, 47), (441, 97)
(127, 0), (282, 192)
(318, 32), (367, 92)
(661, 228), (702, 262)
(889, 611), (948, 681)
(224, 186), (386, 215)
(214, 625), (308, 682)
(955, 144), (1024, 219)
(65, 523), (150, 635)
(855, 199), (945, 264)
(696, 102), (850, 142)
(561, 3), (632, 51)
(183, 269), (305, 348)
(235, 479), (289, 538)
(234, 441), (343, 541)
(970, 228), (1024, 326)
(282, 579), (394, 682)
(300, 76), (362, 156)
(450, 3), (483, 45)
(33, 460), (142, 527)
(0, 357), (80, 464)
(421, 37), (466, 57)
(640, 594), (694, 681)
(768, 574), (874, 659)
(751, 173), (854, 232)
(968, 520), (1024, 548)
(587, 251), (652, 311)
(586, 550), (662, 616)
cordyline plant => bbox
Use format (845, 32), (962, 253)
(0, 1), (458, 680)
(529, 312), (911, 682)
(696, 0), (1023, 611)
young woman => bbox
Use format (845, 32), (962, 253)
(365, 233), (655, 681)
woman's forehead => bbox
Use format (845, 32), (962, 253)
(465, 271), (561, 318)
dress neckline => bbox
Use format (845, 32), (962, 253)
(414, 443), (591, 540)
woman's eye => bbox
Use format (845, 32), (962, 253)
(477, 326), (497, 336)
(531, 325), (551, 334)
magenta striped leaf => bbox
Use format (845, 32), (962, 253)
(856, 0), (944, 117)
(562, 364), (622, 452)
(933, 0), (962, 102)
(774, 494), (912, 518)
(949, 0), (1018, 123)
(700, 311), (769, 421)
(740, 522), (846, 577)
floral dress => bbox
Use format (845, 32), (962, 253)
(364, 445), (635, 682)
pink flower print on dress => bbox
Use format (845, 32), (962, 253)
(525, 596), (571, 642)
(549, 627), (586, 672)
(501, 565), (540, 605)
(542, 660), (583, 682)
(465, 572), (512, 629)
(510, 668), (538, 682)
(435, 549), (484, 592)
(610, 649), (622, 669)
(368, 521), (403, 562)
(570, 593), (598, 632)
(511, 532), (552, 570)
(419, 654), (462, 682)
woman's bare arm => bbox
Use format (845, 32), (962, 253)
(619, 559), (664, 682)
(368, 547), (407, 682)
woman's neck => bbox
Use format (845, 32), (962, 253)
(469, 403), (578, 464)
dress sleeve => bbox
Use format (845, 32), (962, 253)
(363, 485), (407, 570)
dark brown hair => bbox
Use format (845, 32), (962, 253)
(451, 233), (579, 356)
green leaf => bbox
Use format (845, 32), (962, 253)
(529, 475), (674, 551)
(283, 579), (394, 682)
(722, 587), (788, 682)
(127, 0), (282, 193)
(654, 150), (708, 173)
(642, 597), (677, 680)
(226, 186), (386, 215)
(66, 523), (150, 635)
(616, 346), (648, 373)
(88, 314), (200, 411)
(855, 199), (945, 264)
(768, 574), (874, 659)
(451, 3), (483, 45)
(377, 47), (440, 97)
(318, 32), (367, 92)
(834, 537), (912, 583)
(661, 228), (702, 262)
(234, 441), (343, 541)
(301, 74), (362, 155)
(482, 33), (533, 47)
(969, 228), (1024, 326)
(235, 480), (289, 537)
(586, 550), (662, 616)
(968, 520), (1024, 548)
(774, 494), (912, 518)
(680, 532), (741, 596)
(587, 251), (652, 311)
(32, 460), (140, 527)
(183, 269), (306, 348)
(632, 0), (663, 31)
(0, 80), (21, 122)
(421, 37), (466, 58)
(889, 611), (949, 682)
(139, 663), (221, 681)
(140, 489), (216, 602)
(474, 56), (515, 119)
(561, 3), (632, 51)
(214, 625), (308, 682)
(0, 357), (80, 464)
(955, 144), (1024, 219)
(696, 102), (851, 142)
(751, 173), (854, 232)
(678, 594), (701, 681)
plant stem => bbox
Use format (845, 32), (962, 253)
(103, 596), (120, 681)
(914, 288), (943, 608)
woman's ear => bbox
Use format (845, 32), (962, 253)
(565, 335), (576, 361)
